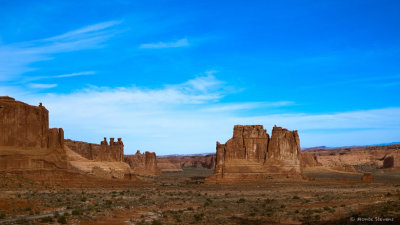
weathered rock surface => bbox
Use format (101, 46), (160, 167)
(304, 144), (400, 170)
(157, 157), (183, 172)
(0, 97), (137, 180)
(157, 154), (216, 169)
(206, 125), (303, 183)
(124, 150), (161, 176)
(361, 173), (374, 182)
(383, 155), (395, 168)
(65, 138), (124, 162)
(0, 97), (68, 170)
(65, 145), (134, 180)
(301, 153), (322, 168)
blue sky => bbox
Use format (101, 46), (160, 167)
(1, 0), (399, 155)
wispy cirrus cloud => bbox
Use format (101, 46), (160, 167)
(139, 38), (189, 49)
(0, 21), (122, 81)
(28, 83), (58, 89)
(22, 71), (96, 83)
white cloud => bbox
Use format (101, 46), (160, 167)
(139, 38), (189, 49)
(11, 75), (400, 156)
(28, 83), (58, 89)
(0, 21), (121, 81)
(23, 71), (96, 83)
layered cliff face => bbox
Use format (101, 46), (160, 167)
(157, 157), (184, 172)
(65, 138), (123, 162)
(124, 150), (160, 176)
(304, 144), (400, 170)
(157, 154), (216, 170)
(206, 125), (302, 183)
(64, 138), (138, 179)
(0, 96), (68, 170)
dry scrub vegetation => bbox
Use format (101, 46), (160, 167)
(1, 167), (400, 224)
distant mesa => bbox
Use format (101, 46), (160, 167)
(205, 125), (309, 183)
(157, 154), (216, 172)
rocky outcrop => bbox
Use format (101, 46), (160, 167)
(65, 138), (124, 162)
(301, 153), (322, 168)
(0, 97), (138, 181)
(0, 97), (68, 170)
(157, 154), (216, 169)
(64, 138), (144, 179)
(206, 125), (303, 183)
(266, 126), (302, 173)
(361, 173), (374, 182)
(124, 150), (161, 176)
(157, 157), (183, 172)
(383, 156), (395, 168)
(304, 145), (400, 170)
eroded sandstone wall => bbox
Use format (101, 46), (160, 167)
(304, 144), (400, 169)
(0, 96), (67, 170)
(124, 150), (160, 175)
(206, 125), (302, 183)
(65, 138), (124, 162)
(157, 154), (216, 170)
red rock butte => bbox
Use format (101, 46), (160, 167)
(205, 125), (305, 183)
(0, 96), (68, 170)
(124, 150), (161, 176)
(0, 96), (159, 180)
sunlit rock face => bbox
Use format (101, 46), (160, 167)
(206, 125), (303, 183)
(0, 96), (68, 170)
(65, 138), (124, 162)
(124, 150), (161, 176)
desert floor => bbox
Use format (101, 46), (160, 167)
(1, 167), (400, 225)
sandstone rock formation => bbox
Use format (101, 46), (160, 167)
(158, 154), (216, 169)
(157, 157), (183, 172)
(361, 173), (374, 182)
(206, 125), (303, 183)
(0, 97), (68, 170)
(65, 138), (123, 162)
(301, 153), (322, 168)
(65, 145), (133, 180)
(383, 156), (394, 168)
(0, 97), (137, 180)
(303, 144), (400, 171)
(124, 150), (161, 176)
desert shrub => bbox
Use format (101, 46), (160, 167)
(81, 196), (87, 202)
(173, 214), (182, 222)
(57, 215), (67, 224)
(15, 218), (28, 224)
(40, 216), (54, 223)
(194, 213), (204, 222)
(152, 220), (162, 225)
(237, 198), (246, 203)
(293, 195), (300, 199)
(0, 211), (5, 219)
(72, 208), (83, 215)
(265, 198), (275, 204)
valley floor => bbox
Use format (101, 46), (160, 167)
(1, 167), (400, 225)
